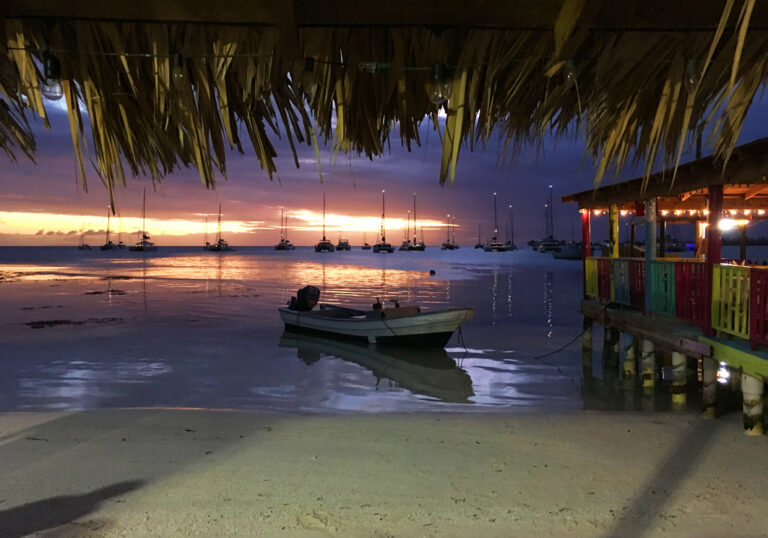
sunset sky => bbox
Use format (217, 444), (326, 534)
(2, 98), (767, 247)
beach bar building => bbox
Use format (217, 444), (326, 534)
(563, 137), (768, 434)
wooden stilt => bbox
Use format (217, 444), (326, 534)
(671, 351), (687, 408)
(582, 317), (593, 353)
(603, 327), (620, 373)
(641, 339), (655, 389)
(742, 374), (764, 436)
(702, 358), (717, 418)
(623, 334), (637, 381)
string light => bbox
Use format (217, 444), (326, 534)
(564, 60), (576, 87)
(660, 210), (669, 216)
(620, 210), (628, 216)
(428, 62), (452, 106)
(40, 50), (63, 101)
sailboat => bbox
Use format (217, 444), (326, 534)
(315, 193), (335, 252)
(441, 214), (459, 250)
(404, 193), (426, 251)
(361, 228), (372, 250)
(398, 210), (412, 250)
(128, 188), (157, 251)
(535, 185), (565, 253)
(205, 203), (234, 251)
(505, 204), (517, 250)
(336, 232), (351, 251)
(484, 193), (509, 252)
(100, 205), (118, 250)
(474, 223), (483, 249)
(275, 207), (296, 250)
(78, 228), (91, 250)
(373, 190), (394, 253)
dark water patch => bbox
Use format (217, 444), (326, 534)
(101, 275), (132, 280)
(21, 305), (64, 311)
(25, 317), (124, 329)
(83, 290), (126, 295)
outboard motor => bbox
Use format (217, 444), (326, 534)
(288, 285), (320, 311)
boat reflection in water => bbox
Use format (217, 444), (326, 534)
(279, 331), (474, 403)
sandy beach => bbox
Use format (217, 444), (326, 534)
(1, 408), (766, 537)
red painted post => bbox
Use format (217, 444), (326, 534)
(705, 185), (723, 336)
(581, 210), (591, 299)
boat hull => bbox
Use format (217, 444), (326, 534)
(279, 306), (474, 347)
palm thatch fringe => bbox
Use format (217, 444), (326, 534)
(0, 2), (766, 200)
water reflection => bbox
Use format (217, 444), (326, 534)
(544, 271), (553, 338)
(280, 331), (474, 403)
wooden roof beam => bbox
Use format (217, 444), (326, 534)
(744, 184), (768, 200)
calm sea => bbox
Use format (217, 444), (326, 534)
(1, 245), (729, 413)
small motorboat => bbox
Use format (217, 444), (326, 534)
(279, 286), (474, 347)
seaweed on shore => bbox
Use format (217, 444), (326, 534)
(25, 317), (123, 329)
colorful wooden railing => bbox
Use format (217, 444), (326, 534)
(585, 257), (599, 298)
(597, 258), (612, 301)
(612, 258), (631, 305)
(674, 260), (707, 327)
(582, 257), (766, 347)
(648, 260), (676, 316)
(611, 258), (645, 309)
(750, 267), (768, 348)
(712, 265), (750, 339)
(628, 259), (645, 309)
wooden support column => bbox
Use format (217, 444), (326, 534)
(582, 317), (593, 353)
(644, 199), (657, 310)
(671, 351), (687, 408)
(705, 186), (723, 336)
(742, 373), (764, 435)
(623, 334), (637, 381)
(659, 219), (666, 257)
(641, 339), (655, 388)
(695, 221), (707, 258)
(739, 224), (747, 262)
(603, 327), (620, 375)
(702, 357), (717, 418)
(609, 204), (619, 259)
(581, 210), (591, 299)
(630, 223), (636, 254)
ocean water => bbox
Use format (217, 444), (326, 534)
(0, 246), (659, 413)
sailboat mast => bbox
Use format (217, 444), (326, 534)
(478, 222), (481, 244)
(205, 215), (208, 244)
(547, 184), (554, 239)
(380, 190), (386, 241)
(508, 205), (514, 244)
(406, 210), (410, 241)
(322, 193), (326, 241)
(413, 193), (418, 243)
(217, 203), (222, 243)
(452, 216), (456, 243)
(106, 206), (111, 244)
(493, 192), (498, 240)
(446, 214), (450, 242)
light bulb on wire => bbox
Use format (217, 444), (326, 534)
(564, 60), (576, 88)
(172, 53), (187, 90)
(429, 62), (452, 106)
(40, 50), (63, 101)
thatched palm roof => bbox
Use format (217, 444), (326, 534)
(1, 0), (768, 205)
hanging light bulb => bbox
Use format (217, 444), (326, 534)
(428, 62), (452, 106)
(564, 60), (576, 87)
(172, 53), (187, 90)
(684, 58), (698, 94)
(40, 50), (63, 101)
(300, 57), (317, 95)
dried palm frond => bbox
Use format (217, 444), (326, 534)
(0, 1), (766, 198)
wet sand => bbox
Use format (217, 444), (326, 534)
(1, 409), (765, 537)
